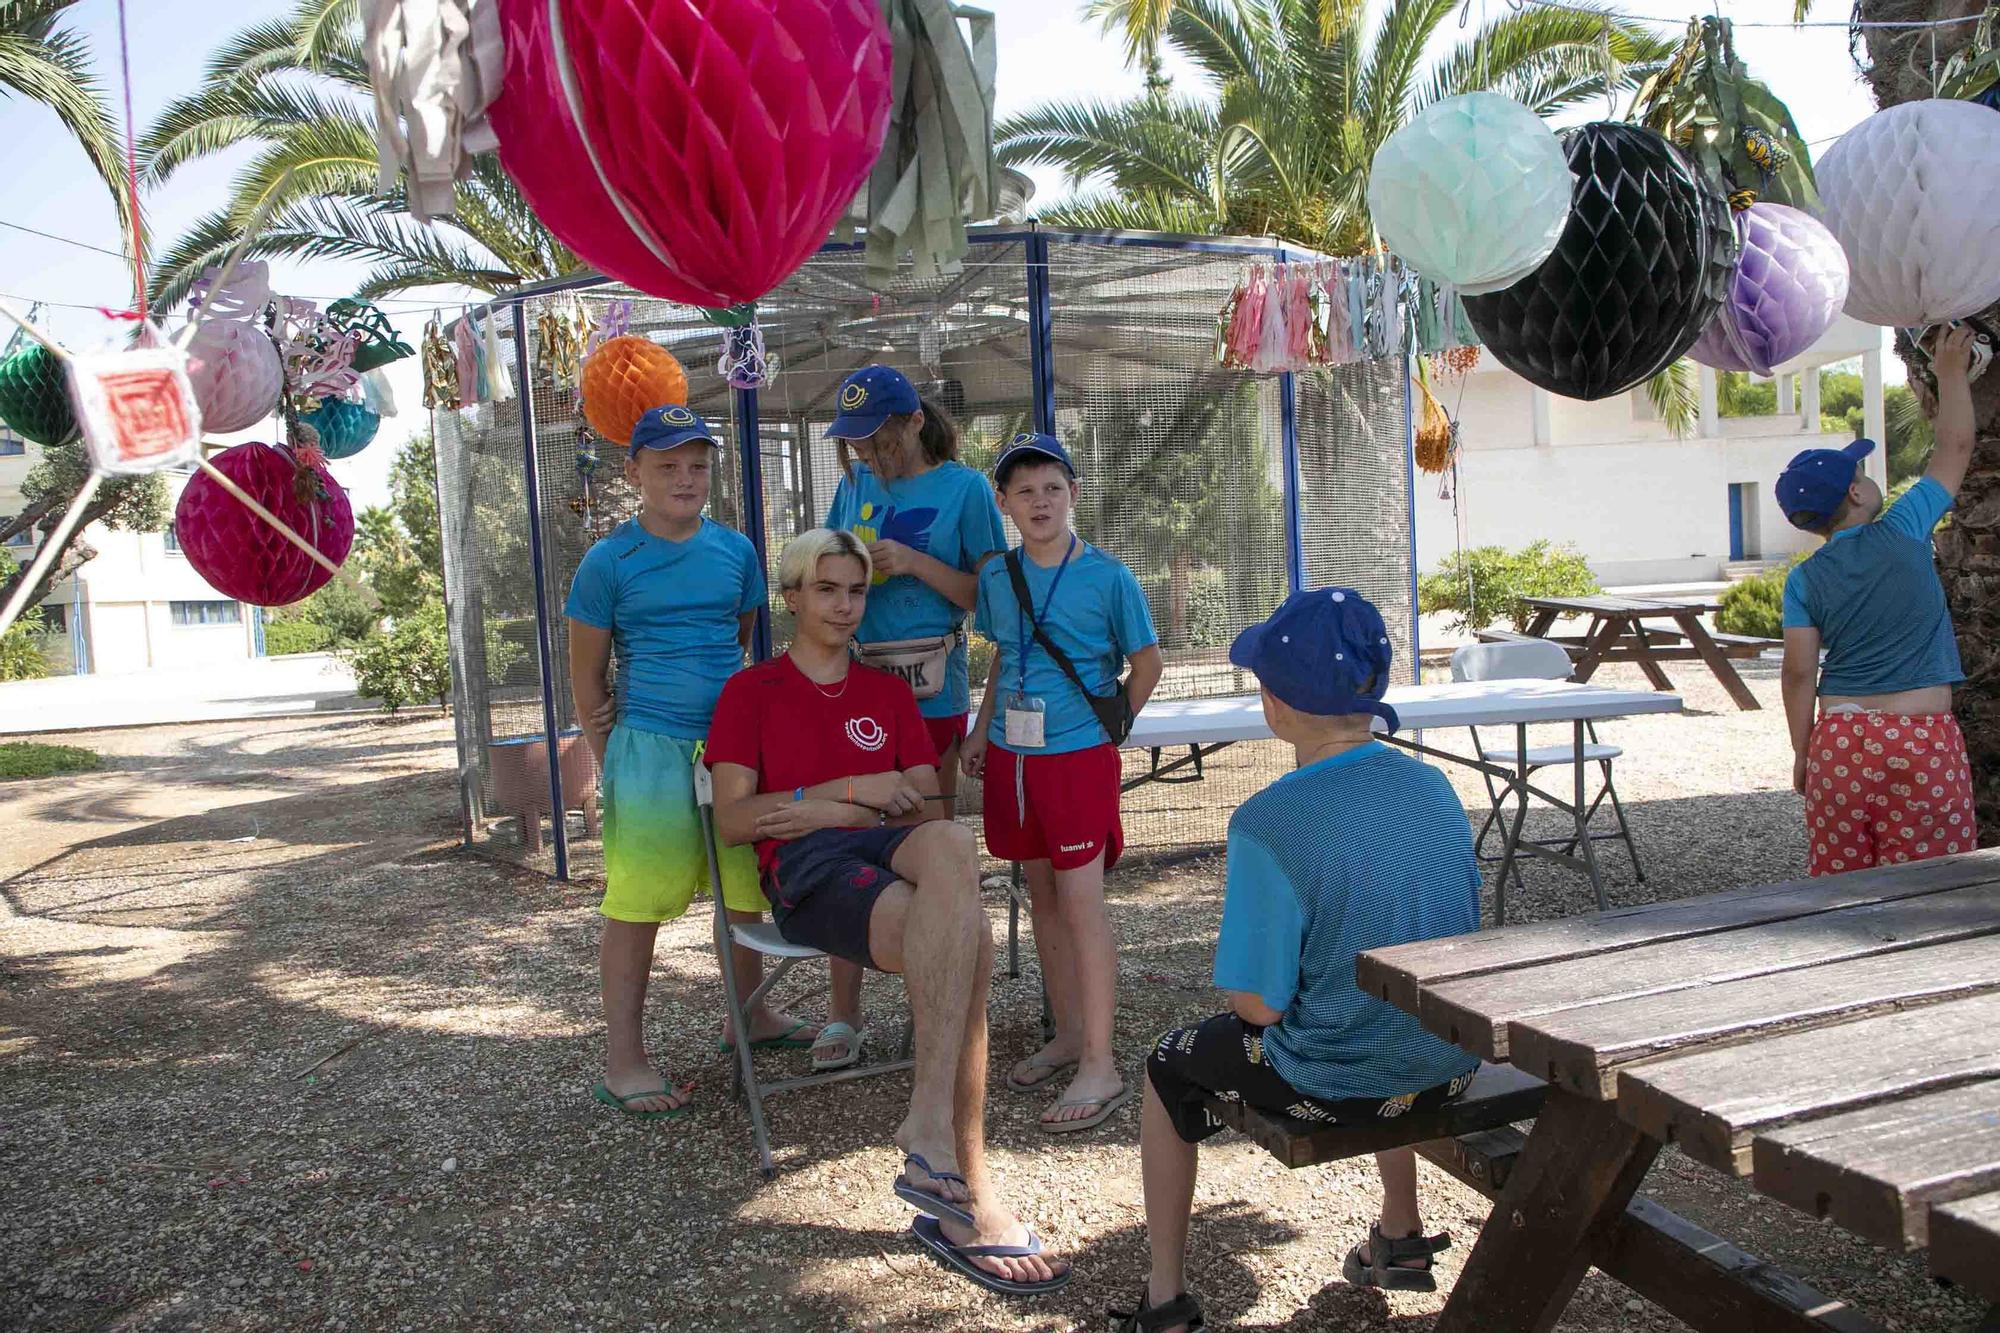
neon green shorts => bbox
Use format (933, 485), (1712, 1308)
(599, 726), (763, 922)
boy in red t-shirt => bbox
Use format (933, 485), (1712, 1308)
(705, 528), (1070, 1298)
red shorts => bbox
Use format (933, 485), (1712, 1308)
(1805, 712), (1976, 877)
(984, 742), (1124, 871)
(924, 713), (967, 763)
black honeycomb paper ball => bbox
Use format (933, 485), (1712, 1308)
(1462, 122), (1738, 401)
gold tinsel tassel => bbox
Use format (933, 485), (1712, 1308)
(1414, 375), (1453, 474)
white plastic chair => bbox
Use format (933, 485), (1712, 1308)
(1450, 641), (1645, 916)
(694, 760), (913, 1178)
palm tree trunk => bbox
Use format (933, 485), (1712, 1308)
(1859, 1), (2000, 844)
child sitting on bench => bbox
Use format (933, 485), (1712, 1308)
(1114, 588), (1482, 1333)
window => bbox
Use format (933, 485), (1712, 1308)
(170, 600), (242, 627)
(163, 523), (181, 554)
(0, 431), (23, 457)
(39, 604), (66, 634)
(3, 528), (30, 549)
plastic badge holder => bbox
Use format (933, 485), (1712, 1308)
(67, 345), (203, 475)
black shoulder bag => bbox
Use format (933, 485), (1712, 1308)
(1004, 549), (1135, 746)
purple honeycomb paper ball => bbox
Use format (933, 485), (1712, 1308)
(1689, 203), (1849, 376)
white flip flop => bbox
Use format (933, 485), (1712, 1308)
(812, 1020), (864, 1072)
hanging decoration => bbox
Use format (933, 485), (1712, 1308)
(580, 335), (688, 445)
(1412, 277), (1481, 356)
(180, 262), (284, 435)
(362, 0), (504, 222)
(1368, 92), (1571, 296)
(718, 320), (771, 391)
(452, 315), (481, 400)
(325, 298), (416, 372)
(422, 316), (460, 410)
(488, 0), (894, 306)
(174, 441), (355, 606)
(0, 339), (79, 446)
(1687, 203), (1848, 376)
(1462, 122), (1737, 401)
(271, 298), (363, 404)
(534, 295), (591, 388)
(1413, 373), (1454, 475)
(1937, 7), (2000, 108)
(1630, 17), (1819, 212)
(297, 396), (383, 460)
(1214, 256), (1405, 374)
(1817, 99), (2000, 328)
(585, 299), (632, 356)
(860, 1), (998, 288)
(481, 312), (515, 404)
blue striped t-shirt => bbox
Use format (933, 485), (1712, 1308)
(1213, 742), (1481, 1101)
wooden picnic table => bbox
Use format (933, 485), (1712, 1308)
(1508, 594), (1770, 712)
(1357, 848), (2000, 1333)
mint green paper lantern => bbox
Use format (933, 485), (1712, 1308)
(1368, 92), (1572, 295)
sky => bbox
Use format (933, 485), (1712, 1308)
(0, 0), (1885, 511)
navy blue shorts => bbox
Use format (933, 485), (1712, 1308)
(762, 826), (914, 971)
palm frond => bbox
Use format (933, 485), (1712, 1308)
(1646, 360), (1700, 438)
(1162, 0), (1279, 89)
(1085, 0), (1178, 67)
(1035, 187), (1227, 236)
(997, 98), (1217, 199)
(1355, 0), (1459, 150)
(0, 6), (137, 251)
(1420, 8), (1673, 110)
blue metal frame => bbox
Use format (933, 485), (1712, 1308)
(735, 385), (773, 661)
(1275, 246), (1305, 596)
(1403, 344), (1421, 677)
(514, 300), (571, 881)
(1040, 229), (1286, 258)
(1025, 229), (1057, 433)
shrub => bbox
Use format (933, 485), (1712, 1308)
(263, 616), (333, 656)
(1717, 555), (1806, 639)
(0, 741), (99, 779)
(344, 605), (451, 712)
(0, 551), (51, 681)
(1418, 541), (1600, 634)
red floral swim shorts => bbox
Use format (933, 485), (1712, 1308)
(1804, 711), (1975, 877)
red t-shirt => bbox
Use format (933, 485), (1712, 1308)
(704, 654), (939, 871)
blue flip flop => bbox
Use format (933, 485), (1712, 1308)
(893, 1153), (978, 1229)
(910, 1215), (1072, 1296)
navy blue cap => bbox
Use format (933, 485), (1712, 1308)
(630, 404), (717, 453)
(1776, 438), (1875, 529)
(992, 431), (1076, 481)
(1229, 587), (1400, 732)
(826, 365), (921, 439)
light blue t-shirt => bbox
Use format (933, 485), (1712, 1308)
(1213, 742), (1482, 1102)
(974, 539), (1159, 754)
(1780, 476), (1964, 697)
(563, 517), (765, 740)
(826, 460), (1008, 719)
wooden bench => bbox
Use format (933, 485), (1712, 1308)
(1632, 626), (1776, 658)
(1929, 1191), (2000, 1308)
(1210, 1062), (1888, 1333)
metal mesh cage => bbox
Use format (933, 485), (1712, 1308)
(432, 228), (1415, 876)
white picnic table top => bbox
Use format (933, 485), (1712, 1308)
(1123, 680), (1684, 750)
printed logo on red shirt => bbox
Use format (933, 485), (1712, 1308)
(845, 716), (887, 752)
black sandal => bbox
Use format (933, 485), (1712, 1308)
(1108, 1287), (1205, 1331)
(1342, 1223), (1452, 1292)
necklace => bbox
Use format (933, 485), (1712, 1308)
(791, 652), (850, 698)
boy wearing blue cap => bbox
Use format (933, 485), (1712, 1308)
(1111, 588), (1480, 1333)
(567, 406), (847, 1120)
(962, 433), (1163, 1133)
(1778, 327), (1980, 877)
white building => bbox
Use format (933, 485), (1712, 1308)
(1417, 315), (1890, 588)
(1, 432), (261, 675)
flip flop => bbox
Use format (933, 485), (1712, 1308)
(591, 1081), (690, 1121)
(811, 1021), (864, 1072)
(910, 1215), (1072, 1297)
(893, 1152), (978, 1228)
(1039, 1082), (1133, 1134)
(1006, 1054), (1078, 1092)
(716, 1019), (816, 1054)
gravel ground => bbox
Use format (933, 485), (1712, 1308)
(1, 668), (1986, 1331)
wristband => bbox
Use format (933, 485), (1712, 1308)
(846, 777), (854, 805)
(793, 787), (804, 803)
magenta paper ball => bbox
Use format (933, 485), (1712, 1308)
(489, 0), (894, 306)
(1688, 203), (1850, 376)
(175, 442), (354, 607)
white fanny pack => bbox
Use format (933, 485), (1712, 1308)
(853, 629), (960, 701)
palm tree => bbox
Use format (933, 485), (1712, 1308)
(140, 0), (576, 310)
(0, 0), (135, 249)
(1002, 0), (1672, 256)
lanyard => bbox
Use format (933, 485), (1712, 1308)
(1016, 535), (1077, 693)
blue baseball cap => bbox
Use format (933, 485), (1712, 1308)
(1776, 438), (1875, 529)
(826, 365), (921, 439)
(1229, 587), (1400, 732)
(992, 432), (1076, 482)
(630, 403), (717, 454)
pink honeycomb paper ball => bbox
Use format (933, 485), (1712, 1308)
(174, 442), (354, 607)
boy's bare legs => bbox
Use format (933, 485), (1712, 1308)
(1044, 852), (1123, 1124)
(1014, 858), (1082, 1086)
(600, 918), (687, 1111)
(1361, 1148), (1431, 1271)
(1138, 1077), (1198, 1333)
(719, 909), (825, 1048)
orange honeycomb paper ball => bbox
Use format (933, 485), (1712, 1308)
(580, 336), (689, 445)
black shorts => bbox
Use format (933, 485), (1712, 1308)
(762, 826), (914, 971)
(1145, 1012), (1476, 1145)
